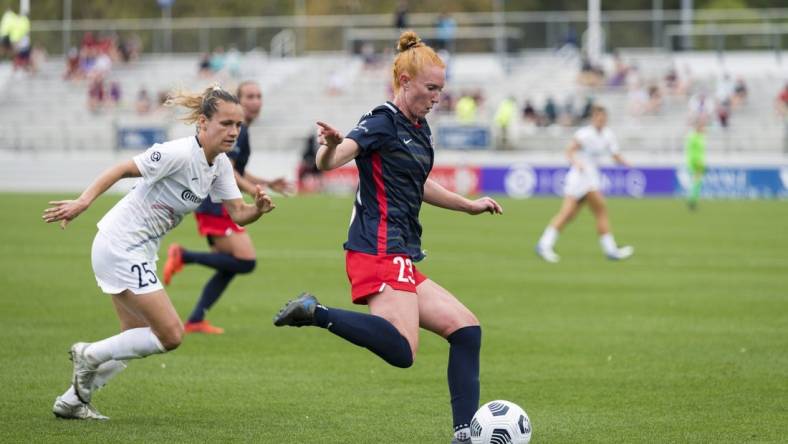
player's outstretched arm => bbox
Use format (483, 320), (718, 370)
(243, 171), (295, 196)
(423, 178), (503, 215)
(612, 153), (632, 168)
(42, 159), (141, 229)
(315, 121), (360, 171)
(224, 185), (275, 226)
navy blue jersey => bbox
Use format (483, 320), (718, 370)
(195, 124), (250, 215)
(343, 102), (434, 261)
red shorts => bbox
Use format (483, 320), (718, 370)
(345, 250), (428, 305)
(194, 208), (245, 237)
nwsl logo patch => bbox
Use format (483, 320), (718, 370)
(150, 151), (161, 162)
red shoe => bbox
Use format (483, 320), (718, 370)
(184, 320), (225, 335)
(162, 243), (184, 285)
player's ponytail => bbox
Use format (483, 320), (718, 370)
(166, 84), (240, 124)
(392, 30), (445, 93)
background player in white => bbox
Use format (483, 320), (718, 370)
(43, 85), (275, 420)
(536, 105), (634, 262)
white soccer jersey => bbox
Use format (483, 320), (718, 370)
(97, 136), (242, 259)
(572, 125), (620, 172)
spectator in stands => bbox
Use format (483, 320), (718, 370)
(394, 0), (409, 30)
(0, 7), (31, 72)
(559, 95), (576, 126)
(118, 33), (142, 63)
(198, 52), (213, 77)
(209, 46), (226, 73)
(494, 96), (517, 149)
(87, 75), (105, 113)
(435, 11), (457, 52)
(646, 85), (662, 114)
(298, 133), (323, 193)
(522, 99), (538, 125)
(64, 47), (82, 80)
(224, 46), (241, 78)
(579, 96), (594, 122)
(437, 89), (455, 114)
(108, 82), (121, 108)
(776, 82), (788, 118)
(455, 93), (478, 124)
(716, 98), (731, 129)
(607, 51), (629, 88)
(664, 65), (680, 95)
(543, 96), (558, 126)
(578, 55), (604, 88)
(732, 76), (747, 107)
(688, 91), (712, 124)
(135, 87), (153, 115)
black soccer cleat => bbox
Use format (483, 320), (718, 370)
(273, 292), (320, 327)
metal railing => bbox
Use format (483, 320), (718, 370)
(28, 8), (788, 56)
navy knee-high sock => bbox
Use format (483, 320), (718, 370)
(182, 250), (256, 274)
(187, 270), (236, 323)
(447, 326), (482, 432)
(313, 306), (413, 368)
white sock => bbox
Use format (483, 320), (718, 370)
(60, 359), (128, 405)
(85, 327), (166, 365)
(539, 226), (559, 249)
(599, 233), (617, 254)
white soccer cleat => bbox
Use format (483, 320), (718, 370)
(607, 245), (634, 261)
(70, 342), (98, 404)
(52, 396), (109, 420)
(535, 244), (560, 263)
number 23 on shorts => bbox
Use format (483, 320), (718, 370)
(392, 256), (415, 284)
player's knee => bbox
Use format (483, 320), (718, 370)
(158, 324), (184, 351)
(447, 325), (482, 351)
(236, 258), (256, 274)
(388, 334), (415, 368)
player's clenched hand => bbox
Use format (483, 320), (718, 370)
(253, 186), (276, 214)
(42, 198), (89, 229)
(466, 196), (503, 216)
(316, 121), (343, 148)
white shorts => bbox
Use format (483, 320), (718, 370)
(91, 231), (163, 295)
(563, 167), (601, 199)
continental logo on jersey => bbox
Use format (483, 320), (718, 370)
(181, 189), (202, 204)
(150, 151), (161, 162)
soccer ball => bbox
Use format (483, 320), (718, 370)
(470, 400), (532, 444)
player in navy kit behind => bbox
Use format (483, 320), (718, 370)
(163, 81), (293, 334)
(273, 31), (502, 444)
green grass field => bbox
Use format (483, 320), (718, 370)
(0, 193), (786, 443)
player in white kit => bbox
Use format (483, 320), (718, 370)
(536, 106), (634, 263)
(43, 85), (275, 420)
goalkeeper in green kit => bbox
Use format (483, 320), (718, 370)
(685, 119), (707, 210)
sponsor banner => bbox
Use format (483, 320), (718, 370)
(436, 125), (491, 150)
(481, 165), (676, 197)
(310, 164), (788, 198)
(676, 166), (788, 198)
(116, 126), (168, 150)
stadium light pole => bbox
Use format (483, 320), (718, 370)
(681, 0), (693, 50)
(587, 0), (601, 66)
(63, 0), (72, 55)
(652, 0), (663, 49)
